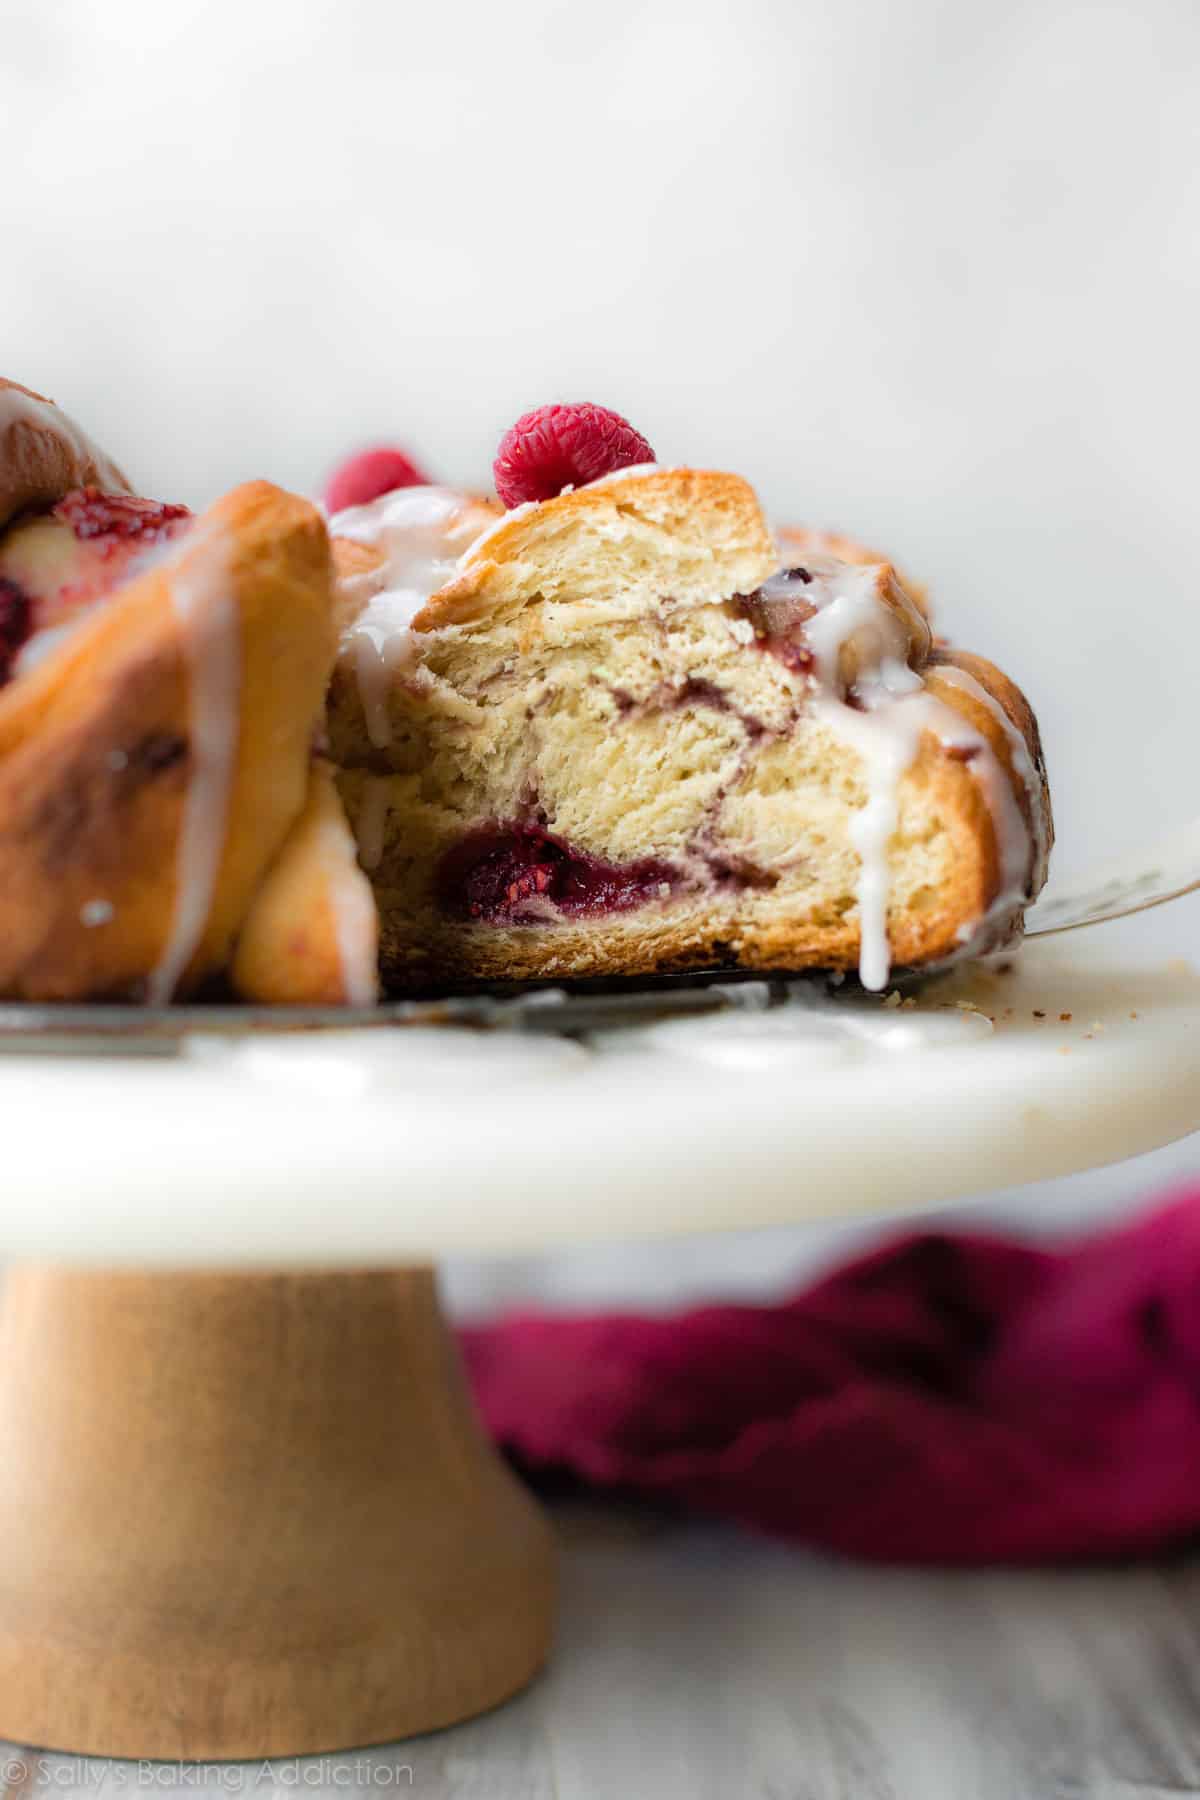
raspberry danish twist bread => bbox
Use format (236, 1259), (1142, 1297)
(0, 377), (376, 1003)
(327, 404), (1051, 992)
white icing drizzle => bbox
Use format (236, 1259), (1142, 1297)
(332, 486), (469, 749)
(349, 599), (417, 749)
(332, 890), (378, 1006)
(317, 807), (378, 1007)
(329, 472), (1039, 997)
(925, 683), (1035, 953)
(796, 564), (915, 991)
(14, 617), (87, 675)
(0, 384), (131, 496)
(787, 561), (1037, 990)
(146, 527), (240, 1005)
(812, 697), (914, 991)
(353, 776), (391, 874)
(931, 661), (1050, 892)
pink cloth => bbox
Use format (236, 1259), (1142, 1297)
(460, 1189), (1200, 1563)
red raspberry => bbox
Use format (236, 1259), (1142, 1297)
(324, 446), (430, 515)
(492, 403), (656, 508)
(53, 489), (191, 546)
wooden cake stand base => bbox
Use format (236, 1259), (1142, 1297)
(0, 1265), (556, 1760)
(0, 943), (1196, 1759)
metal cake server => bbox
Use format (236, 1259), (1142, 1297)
(1025, 819), (1200, 937)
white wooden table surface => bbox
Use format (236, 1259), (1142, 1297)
(5, 1504), (1199, 1800)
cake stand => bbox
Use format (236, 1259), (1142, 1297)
(0, 934), (1197, 1762)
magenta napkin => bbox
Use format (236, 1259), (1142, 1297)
(460, 1189), (1200, 1562)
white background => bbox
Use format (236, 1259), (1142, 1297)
(2, 0), (1198, 1304)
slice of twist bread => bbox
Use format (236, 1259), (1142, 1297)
(0, 481), (336, 1000)
(0, 375), (383, 1006)
(328, 467), (1051, 992)
(232, 758), (378, 1007)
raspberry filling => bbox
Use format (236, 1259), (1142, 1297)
(0, 577), (32, 686)
(0, 487), (194, 667)
(54, 488), (192, 547)
(437, 823), (678, 923)
(734, 567), (816, 675)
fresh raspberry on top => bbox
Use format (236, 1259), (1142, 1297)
(492, 403), (656, 508)
(324, 446), (430, 516)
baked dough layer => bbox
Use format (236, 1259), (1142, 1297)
(0, 480), (334, 999)
(329, 469), (1052, 991)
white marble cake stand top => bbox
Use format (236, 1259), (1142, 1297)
(2, 936), (1197, 1266)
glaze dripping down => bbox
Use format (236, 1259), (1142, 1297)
(757, 552), (1044, 988)
(146, 526), (241, 1005)
(331, 486), (479, 749)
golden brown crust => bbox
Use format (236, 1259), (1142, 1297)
(232, 760), (378, 1006)
(331, 536), (385, 638)
(331, 494), (500, 640)
(370, 731), (1010, 992)
(771, 532), (1051, 942)
(0, 481), (335, 999)
(790, 559), (932, 687)
(362, 667), (1045, 994)
(363, 629), (1050, 994)
(413, 468), (777, 631)
(777, 523), (931, 621)
(926, 646), (1054, 893)
(329, 468), (1051, 994)
(0, 376), (131, 531)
